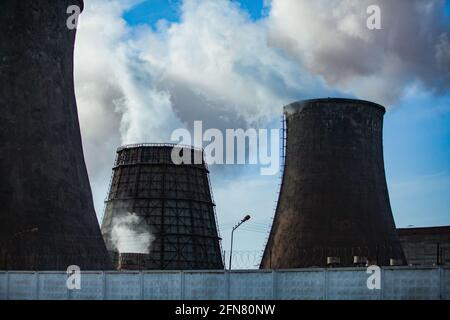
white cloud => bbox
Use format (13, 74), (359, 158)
(132, 0), (334, 129)
(267, 0), (450, 104)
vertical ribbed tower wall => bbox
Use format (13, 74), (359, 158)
(101, 144), (223, 270)
(261, 98), (406, 268)
(0, 1), (112, 270)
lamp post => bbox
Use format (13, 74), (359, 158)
(229, 215), (251, 270)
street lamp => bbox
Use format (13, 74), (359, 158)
(229, 214), (251, 270)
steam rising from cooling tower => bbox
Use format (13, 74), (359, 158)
(101, 144), (224, 270)
(0, 0), (112, 270)
(261, 98), (406, 268)
(111, 212), (154, 254)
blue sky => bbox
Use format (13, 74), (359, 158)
(124, 0), (182, 26)
(76, 0), (449, 257)
(384, 92), (450, 227)
(124, 0), (267, 26)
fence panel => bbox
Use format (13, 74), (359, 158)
(443, 268), (450, 300)
(7, 272), (37, 300)
(229, 271), (273, 300)
(184, 271), (227, 300)
(70, 272), (104, 300)
(0, 267), (447, 300)
(383, 268), (440, 300)
(0, 272), (7, 300)
(38, 273), (67, 300)
(327, 269), (379, 300)
(276, 270), (325, 300)
(143, 272), (182, 300)
(105, 272), (141, 300)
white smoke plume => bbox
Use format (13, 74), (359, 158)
(110, 212), (154, 254)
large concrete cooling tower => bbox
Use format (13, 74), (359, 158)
(0, 1), (112, 270)
(101, 144), (224, 270)
(261, 98), (406, 268)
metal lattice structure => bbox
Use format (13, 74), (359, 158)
(261, 98), (406, 269)
(101, 144), (224, 270)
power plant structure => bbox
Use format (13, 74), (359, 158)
(101, 144), (224, 270)
(261, 98), (406, 269)
(0, 0), (443, 282)
(0, 1), (112, 270)
(397, 226), (450, 266)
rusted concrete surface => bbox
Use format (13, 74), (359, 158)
(261, 98), (406, 268)
(0, 1), (111, 270)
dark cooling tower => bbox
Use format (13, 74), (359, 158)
(0, 1), (112, 270)
(261, 98), (406, 268)
(101, 144), (224, 270)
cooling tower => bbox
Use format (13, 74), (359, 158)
(101, 144), (224, 270)
(0, 1), (112, 270)
(261, 98), (406, 268)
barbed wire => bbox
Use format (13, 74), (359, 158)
(1, 236), (448, 270)
(222, 244), (450, 270)
(219, 221), (271, 232)
(1, 245), (448, 271)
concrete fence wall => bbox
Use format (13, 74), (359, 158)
(0, 267), (448, 300)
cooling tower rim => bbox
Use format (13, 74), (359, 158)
(104, 197), (215, 206)
(117, 143), (204, 153)
(284, 98), (386, 115)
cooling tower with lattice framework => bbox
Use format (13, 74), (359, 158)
(0, 0), (112, 270)
(260, 98), (406, 269)
(101, 144), (224, 270)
